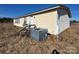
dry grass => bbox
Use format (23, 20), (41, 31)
(0, 23), (79, 54)
(0, 23), (57, 54)
(57, 23), (79, 54)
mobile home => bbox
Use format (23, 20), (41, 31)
(14, 5), (71, 35)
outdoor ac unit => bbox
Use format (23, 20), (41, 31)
(30, 28), (48, 41)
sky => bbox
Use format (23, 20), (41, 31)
(0, 4), (79, 20)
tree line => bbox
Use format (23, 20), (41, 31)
(0, 17), (13, 23)
(71, 20), (79, 23)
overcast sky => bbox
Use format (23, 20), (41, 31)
(0, 4), (79, 20)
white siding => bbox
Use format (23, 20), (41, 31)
(26, 16), (35, 25)
(14, 18), (24, 27)
(58, 9), (70, 34)
(13, 9), (70, 35)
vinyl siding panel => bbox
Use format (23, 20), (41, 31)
(32, 10), (58, 35)
(58, 9), (70, 34)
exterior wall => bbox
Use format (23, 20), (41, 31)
(13, 8), (70, 35)
(23, 17), (27, 25)
(14, 18), (24, 27)
(26, 16), (35, 25)
(57, 9), (70, 34)
(32, 10), (58, 35)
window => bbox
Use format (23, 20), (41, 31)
(23, 18), (27, 26)
(15, 18), (20, 24)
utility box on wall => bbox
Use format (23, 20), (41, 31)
(30, 28), (48, 41)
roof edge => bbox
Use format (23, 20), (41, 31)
(15, 4), (71, 19)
